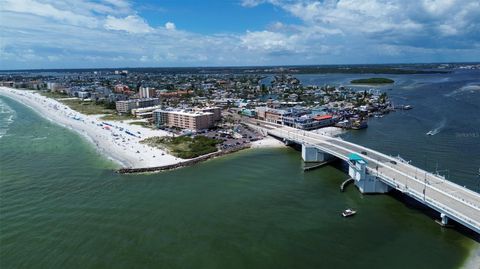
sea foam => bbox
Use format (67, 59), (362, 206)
(0, 98), (16, 139)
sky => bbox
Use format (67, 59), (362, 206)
(0, 0), (479, 69)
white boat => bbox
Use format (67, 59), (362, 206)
(426, 131), (434, 136)
(342, 209), (357, 217)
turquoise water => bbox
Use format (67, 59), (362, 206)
(0, 88), (478, 268)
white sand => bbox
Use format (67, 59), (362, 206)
(250, 136), (286, 148)
(310, 126), (345, 137)
(0, 87), (183, 168)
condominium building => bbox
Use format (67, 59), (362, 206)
(131, 105), (162, 118)
(139, 87), (156, 98)
(153, 109), (214, 131)
(115, 98), (160, 114)
(194, 107), (221, 121)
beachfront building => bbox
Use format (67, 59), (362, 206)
(287, 114), (335, 130)
(265, 108), (289, 125)
(116, 98), (160, 114)
(131, 105), (162, 118)
(194, 107), (221, 122)
(153, 109), (215, 131)
(256, 106), (336, 130)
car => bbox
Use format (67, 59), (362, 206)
(361, 151), (367, 155)
(390, 160), (397, 165)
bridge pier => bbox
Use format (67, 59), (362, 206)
(301, 144), (334, 163)
(348, 153), (391, 194)
(441, 213), (449, 225)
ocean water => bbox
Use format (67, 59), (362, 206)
(0, 71), (479, 269)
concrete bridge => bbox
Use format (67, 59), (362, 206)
(266, 125), (480, 234)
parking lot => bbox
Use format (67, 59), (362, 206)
(201, 124), (263, 150)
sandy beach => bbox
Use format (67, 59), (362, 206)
(0, 87), (182, 168)
(0, 87), (283, 169)
(310, 126), (345, 137)
(250, 136), (286, 148)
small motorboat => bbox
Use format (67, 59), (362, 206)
(342, 208), (357, 217)
(426, 131), (434, 136)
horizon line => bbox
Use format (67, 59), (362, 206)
(1, 61), (479, 72)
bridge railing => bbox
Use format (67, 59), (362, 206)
(325, 138), (480, 212)
(370, 167), (480, 233)
(305, 130), (480, 206)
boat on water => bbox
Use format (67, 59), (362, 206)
(351, 120), (368, 130)
(426, 131), (434, 136)
(342, 209), (357, 217)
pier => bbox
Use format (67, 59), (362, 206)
(266, 124), (480, 234)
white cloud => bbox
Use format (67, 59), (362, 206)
(0, 0), (479, 69)
(104, 15), (153, 33)
(240, 0), (270, 7)
(165, 22), (176, 30)
(1, 0), (99, 28)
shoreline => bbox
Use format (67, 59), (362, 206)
(0, 87), (283, 171)
(0, 87), (185, 169)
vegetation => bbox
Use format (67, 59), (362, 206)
(59, 99), (115, 115)
(95, 99), (116, 110)
(99, 114), (135, 121)
(350, 78), (395, 84)
(39, 91), (68, 99)
(141, 135), (221, 159)
(129, 121), (156, 129)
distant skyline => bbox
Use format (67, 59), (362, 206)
(1, 0), (479, 70)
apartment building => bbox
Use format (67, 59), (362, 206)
(115, 98), (160, 114)
(153, 109), (214, 131)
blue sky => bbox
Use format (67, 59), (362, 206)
(1, 0), (479, 69)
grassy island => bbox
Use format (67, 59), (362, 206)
(141, 135), (221, 159)
(350, 78), (395, 84)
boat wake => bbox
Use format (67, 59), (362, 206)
(426, 119), (446, 136)
(445, 83), (480, 97)
(0, 98), (16, 139)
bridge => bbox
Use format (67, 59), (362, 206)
(262, 124), (480, 234)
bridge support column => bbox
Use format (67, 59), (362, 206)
(440, 213), (449, 226)
(348, 156), (391, 194)
(301, 144), (334, 163)
(283, 138), (294, 146)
